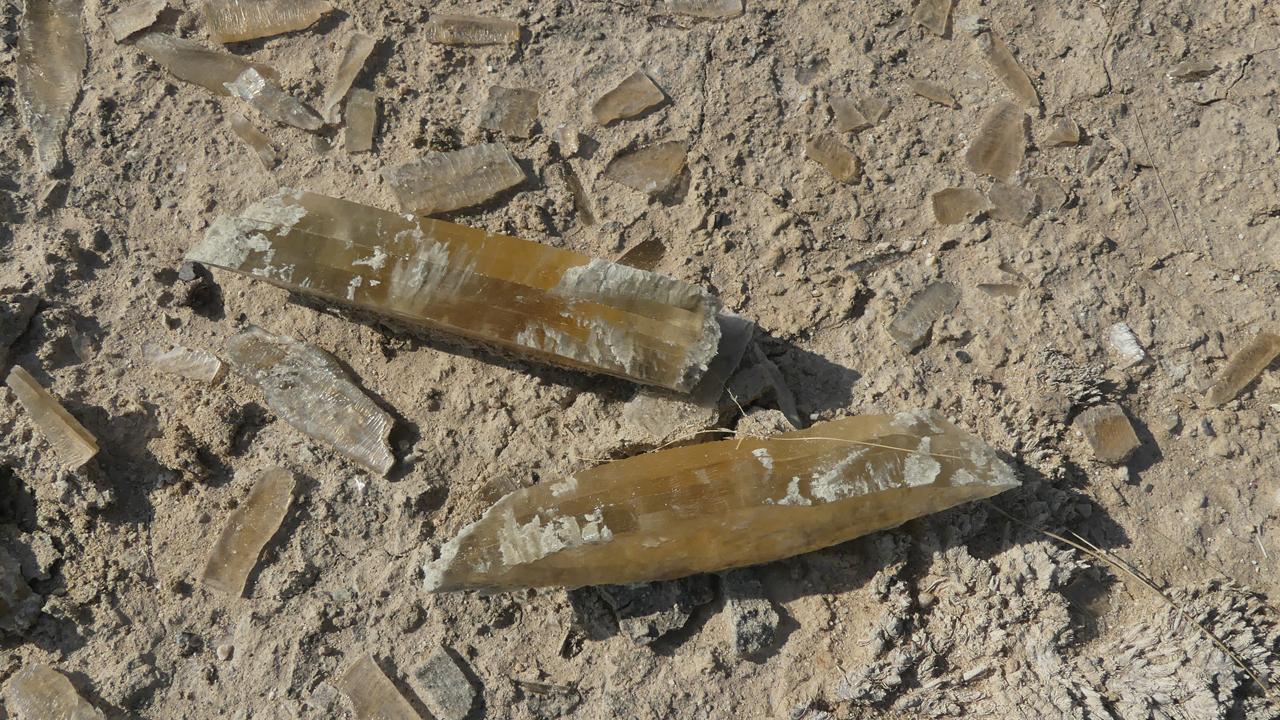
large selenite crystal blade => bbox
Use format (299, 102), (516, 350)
(321, 32), (376, 123)
(7, 664), (103, 720)
(6, 366), (99, 470)
(17, 0), (87, 174)
(965, 100), (1026, 182)
(205, 0), (332, 43)
(187, 189), (723, 392)
(336, 654), (424, 720)
(200, 466), (295, 595)
(136, 33), (280, 96)
(382, 143), (526, 216)
(423, 409), (1019, 592)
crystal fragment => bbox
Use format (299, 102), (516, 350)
(931, 188), (992, 224)
(551, 125), (580, 156)
(888, 282), (959, 350)
(105, 0), (165, 41)
(604, 140), (688, 195)
(187, 189), (722, 392)
(337, 654), (424, 720)
(343, 89), (376, 153)
(965, 100), (1026, 182)
(136, 33), (280, 97)
(224, 327), (395, 474)
(830, 96), (870, 132)
(228, 112), (279, 169)
(382, 143), (525, 215)
(906, 77), (957, 108)
(321, 32), (375, 123)
(1075, 404), (1140, 464)
(476, 86), (540, 138)
(205, 0), (332, 43)
(200, 466), (295, 596)
(805, 134), (862, 184)
(664, 0), (743, 18)
(592, 70), (665, 125)
(144, 343), (226, 382)
(1028, 175), (1066, 213)
(560, 161), (594, 225)
(17, 0), (87, 174)
(422, 408), (1018, 591)
(977, 283), (1020, 297)
(1106, 322), (1147, 369)
(1044, 116), (1079, 146)
(616, 238), (666, 272)
(988, 183), (1035, 224)
(911, 0), (950, 35)
(1169, 60), (1217, 81)
(1, 547), (42, 634)
(411, 647), (477, 720)
(1205, 332), (1280, 407)
(424, 14), (519, 46)
(976, 32), (1038, 108)
(7, 664), (102, 720)
(5, 366), (98, 470)
(1083, 141), (1111, 176)
(225, 68), (324, 131)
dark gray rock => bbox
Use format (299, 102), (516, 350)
(411, 646), (476, 720)
(0, 546), (41, 634)
(723, 569), (779, 657)
(597, 575), (716, 645)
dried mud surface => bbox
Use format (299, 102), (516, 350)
(3, 0), (1280, 718)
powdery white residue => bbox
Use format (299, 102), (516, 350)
(751, 447), (774, 469)
(550, 475), (579, 498)
(777, 476), (812, 506)
(346, 275), (363, 300)
(809, 448), (870, 502)
(351, 246), (389, 271)
(903, 436), (943, 487)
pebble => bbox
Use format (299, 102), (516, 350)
(411, 647), (477, 720)
(217, 644), (234, 661)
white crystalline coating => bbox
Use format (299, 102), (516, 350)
(777, 477), (811, 506)
(808, 449), (870, 503)
(1107, 322), (1147, 368)
(903, 436), (942, 487)
(751, 448), (774, 469)
(188, 216), (277, 269)
(550, 475), (578, 497)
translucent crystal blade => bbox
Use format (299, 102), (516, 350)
(976, 32), (1038, 108)
(1206, 332), (1280, 407)
(337, 654), (423, 720)
(205, 0), (332, 43)
(806, 134), (862, 183)
(911, 0), (949, 35)
(344, 89), (376, 153)
(228, 113), (279, 169)
(17, 0), (87, 174)
(321, 32), (375, 123)
(830, 96), (870, 132)
(144, 342), (226, 382)
(1075, 404), (1140, 464)
(1169, 60), (1217, 81)
(423, 409), (1019, 591)
(906, 77), (957, 108)
(424, 14), (519, 45)
(604, 140), (688, 195)
(476, 86), (540, 138)
(187, 189), (723, 392)
(931, 188), (992, 224)
(665, 0), (743, 18)
(225, 68), (323, 131)
(5, 366), (98, 470)
(200, 466), (295, 596)
(7, 664), (102, 720)
(105, 0), (165, 42)
(965, 100), (1026, 182)
(1044, 116), (1079, 147)
(224, 327), (395, 474)
(988, 183), (1035, 224)
(592, 70), (664, 125)
(888, 282), (959, 350)
(136, 33), (280, 97)
(382, 143), (525, 215)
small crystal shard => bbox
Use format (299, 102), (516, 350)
(1044, 116), (1079, 147)
(7, 664), (101, 720)
(1083, 141), (1111, 176)
(228, 113), (279, 169)
(931, 188), (992, 224)
(664, 0), (743, 18)
(225, 327), (395, 474)
(344, 89), (376, 153)
(806, 134), (862, 183)
(604, 140), (688, 195)
(1028, 175), (1066, 213)
(424, 14), (520, 45)
(988, 183), (1036, 224)
(337, 654), (424, 720)
(423, 408), (1018, 591)
(1169, 60), (1217, 81)
(888, 282), (959, 350)
(906, 77), (957, 108)
(1, 547), (42, 634)
(382, 143), (525, 215)
(144, 343), (226, 382)
(321, 32), (375, 123)
(17, 0), (87, 174)
(911, 0), (950, 35)
(551, 124), (580, 156)
(105, 0), (165, 42)
(1075, 404), (1140, 464)
(830, 96), (870, 132)
(977, 283), (1020, 297)
(201, 466), (295, 596)
(615, 238), (666, 272)
(476, 86), (540, 138)
(411, 648), (477, 720)
(965, 100), (1027, 182)
(136, 33), (280, 96)
(1106, 322), (1147, 369)
(5, 366), (98, 470)
(225, 67), (324, 131)
(205, 0), (332, 43)
(592, 70), (665, 125)
(976, 32), (1038, 108)
(188, 190), (723, 392)
(1205, 332), (1280, 407)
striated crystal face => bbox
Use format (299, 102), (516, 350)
(5, 366), (98, 470)
(17, 0), (86, 174)
(988, 183), (1036, 224)
(476, 86), (540, 138)
(604, 140), (688, 195)
(888, 282), (959, 350)
(144, 343), (226, 382)
(225, 67), (323, 131)
(382, 143), (525, 215)
(337, 654), (424, 720)
(205, 0), (332, 43)
(911, 0), (950, 35)
(105, 0), (165, 42)
(592, 70), (665, 125)
(136, 33), (280, 96)
(976, 32), (1039, 109)
(965, 100), (1026, 182)
(424, 14), (519, 45)
(201, 466), (295, 596)
(1075, 404), (1140, 464)
(906, 77), (957, 108)
(1206, 332), (1280, 407)
(343, 89), (376, 153)
(227, 113), (279, 169)
(187, 189), (723, 392)
(7, 664), (102, 720)
(806, 134), (862, 183)
(321, 32), (376, 123)
(422, 409), (1019, 592)
(931, 188), (992, 224)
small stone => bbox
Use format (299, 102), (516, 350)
(217, 643), (234, 661)
(1031, 392), (1071, 424)
(1075, 404), (1140, 464)
(177, 261), (201, 282)
(597, 577), (716, 645)
(1198, 416), (1216, 437)
(1207, 436), (1234, 458)
(306, 682), (340, 711)
(1, 546), (42, 634)
(411, 647), (477, 720)
(722, 569), (779, 657)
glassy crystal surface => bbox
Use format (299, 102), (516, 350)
(424, 14), (519, 45)
(604, 140), (688, 195)
(965, 100), (1026, 182)
(423, 408), (1018, 591)
(321, 32), (375, 123)
(888, 282), (959, 350)
(105, 0), (164, 41)
(1169, 60), (1217, 81)
(477, 86), (540, 138)
(382, 143), (525, 215)
(806, 134), (861, 183)
(188, 189), (723, 392)
(6, 366), (98, 470)
(911, 0), (950, 35)
(337, 654), (423, 720)
(205, 0), (332, 43)
(344, 89), (376, 153)
(931, 188), (992, 224)
(224, 327), (395, 473)
(201, 466), (295, 596)
(1083, 140), (1111, 176)
(1044, 115), (1079, 146)
(830, 96), (870, 132)
(1075, 404), (1140, 464)
(1028, 175), (1066, 213)
(1206, 332), (1280, 407)
(988, 182), (1035, 224)
(976, 32), (1038, 108)
(227, 113), (279, 169)
(144, 342), (226, 382)
(977, 283), (1020, 297)
(225, 68), (323, 131)
(7, 664), (101, 720)
(906, 77), (957, 107)
(1, 547), (41, 634)
(1106, 322), (1146, 368)
(17, 0), (86, 174)
(136, 33), (280, 96)
(551, 124), (580, 156)
(616, 238), (666, 272)
(665, 0), (743, 18)
(592, 70), (664, 125)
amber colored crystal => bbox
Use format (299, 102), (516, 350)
(17, 0), (86, 174)
(344, 89), (376, 153)
(931, 188), (992, 224)
(906, 77), (957, 108)
(144, 342), (226, 382)
(228, 113), (279, 169)
(616, 238), (666, 272)
(1075, 404), (1140, 464)
(7, 664), (102, 720)
(105, 0), (164, 42)
(186, 189), (722, 392)
(6, 366), (98, 470)
(1205, 332), (1280, 407)
(592, 70), (665, 125)
(976, 32), (1038, 108)
(806, 134), (861, 183)
(965, 100), (1026, 182)
(382, 143), (525, 215)
(136, 33), (280, 97)
(888, 282), (959, 350)
(1044, 116), (1079, 147)
(337, 654), (423, 720)
(830, 96), (870, 132)
(201, 466), (295, 596)
(911, 0), (950, 35)
(604, 140), (688, 195)
(1027, 175), (1066, 213)
(988, 183), (1035, 224)
(477, 86), (540, 138)
(321, 32), (376, 123)
(423, 409), (1018, 591)
(225, 68), (323, 131)
(665, 0), (743, 18)
(205, 0), (332, 43)
(424, 14), (519, 45)
(1169, 60), (1217, 81)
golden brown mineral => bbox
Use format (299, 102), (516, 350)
(205, 0), (332, 43)
(423, 409), (1018, 591)
(906, 77), (957, 108)
(201, 466), (295, 596)
(604, 140), (688, 195)
(382, 143), (526, 215)
(227, 113), (279, 169)
(911, 0), (950, 35)
(1044, 116), (1080, 147)
(888, 282), (959, 350)
(988, 183), (1035, 224)
(976, 32), (1038, 108)
(1027, 175), (1066, 213)
(321, 32), (376, 123)
(931, 188), (992, 224)
(965, 100), (1026, 182)
(5, 366), (98, 470)
(424, 14), (520, 45)
(344, 89), (376, 153)
(1205, 332), (1280, 407)
(7, 664), (102, 720)
(225, 67), (324, 131)
(17, 0), (87, 174)
(136, 33), (280, 97)
(337, 654), (423, 720)
(806, 134), (862, 183)
(1075, 404), (1140, 464)
(476, 86), (540, 138)
(105, 0), (165, 42)
(592, 70), (665, 125)
(830, 96), (870, 132)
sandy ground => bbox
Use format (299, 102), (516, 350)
(3, 0), (1280, 718)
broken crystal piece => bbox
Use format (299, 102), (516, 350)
(1083, 141), (1111, 176)
(143, 343), (226, 382)
(976, 32), (1038, 108)
(911, 0), (950, 35)
(412, 648), (477, 720)
(424, 14), (520, 45)
(888, 282), (959, 351)
(344, 89), (376, 153)
(382, 143), (525, 215)
(228, 113), (279, 169)
(551, 125), (580, 156)
(931, 188), (992, 224)
(423, 408), (1018, 591)
(665, 0), (743, 18)
(604, 140), (688, 195)
(187, 189), (723, 392)
(476, 86), (540, 138)
(965, 100), (1026, 182)
(205, 0), (332, 43)
(201, 466), (295, 596)
(1075, 404), (1140, 464)
(1027, 175), (1066, 214)
(830, 96), (870, 132)
(136, 33), (280, 96)
(6, 366), (98, 470)
(988, 183), (1035, 224)
(1, 547), (42, 634)
(1106, 322), (1147, 369)
(857, 95), (890, 124)
(1205, 332), (1280, 407)
(616, 238), (666, 272)
(560, 161), (594, 225)
(1044, 116), (1080, 147)
(337, 654), (424, 720)
(105, 0), (165, 42)
(7, 664), (101, 720)
(321, 32), (376, 124)
(1169, 60), (1217, 81)
(17, 0), (87, 174)
(906, 77), (957, 108)
(225, 68), (324, 131)
(977, 283), (1020, 297)
(225, 327), (395, 474)
(806, 134), (862, 184)
(592, 71), (665, 125)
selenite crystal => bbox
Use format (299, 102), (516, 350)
(105, 0), (165, 41)
(965, 100), (1027, 182)
(603, 140), (688, 195)
(143, 342), (226, 382)
(136, 33), (280, 96)
(664, 0), (743, 19)
(805, 134), (862, 183)
(382, 143), (526, 215)
(1205, 332), (1280, 407)
(227, 113), (280, 169)
(887, 282), (960, 351)
(976, 32), (1039, 108)
(911, 0), (950, 35)
(201, 466), (295, 596)
(1075, 404), (1141, 464)
(336, 654), (423, 720)
(931, 188), (993, 224)
(17, 0), (86, 174)
(906, 77), (957, 108)
(6, 664), (102, 719)
(476, 86), (540, 138)
(5, 366), (98, 470)
(205, 0), (332, 43)
(343, 89), (376, 153)
(592, 70), (665, 125)
(424, 14), (520, 45)
(224, 67), (324, 131)
(321, 32), (376, 123)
